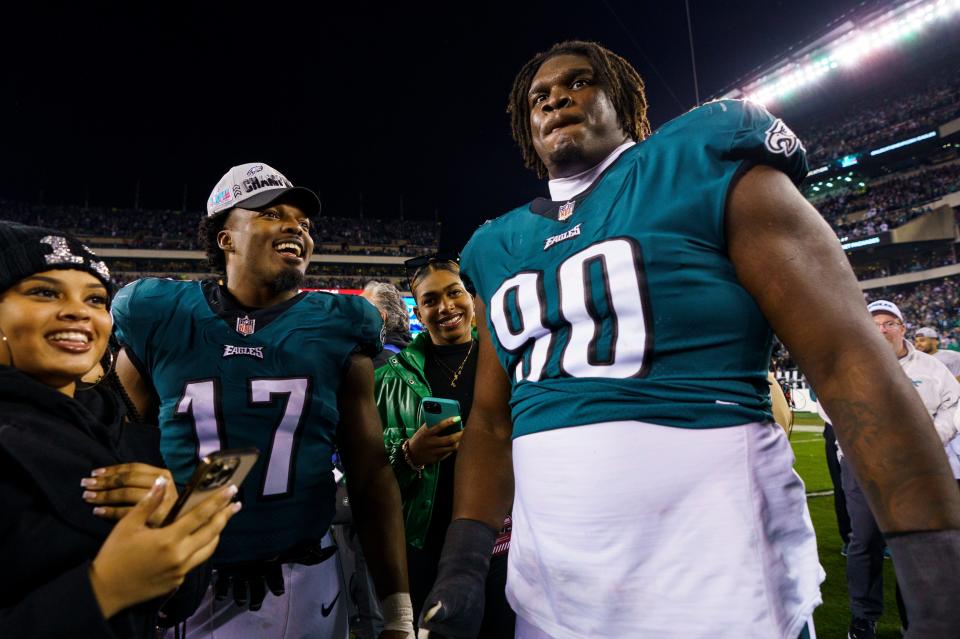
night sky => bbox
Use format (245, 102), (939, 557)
(3, 0), (884, 249)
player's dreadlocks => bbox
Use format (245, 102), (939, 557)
(199, 209), (230, 277)
(507, 40), (652, 179)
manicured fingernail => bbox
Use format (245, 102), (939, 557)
(231, 501), (243, 513)
(92, 507), (106, 516)
(424, 601), (442, 621)
(82, 491), (97, 500)
(90, 468), (105, 477)
(223, 484), (238, 498)
(150, 476), (167, 494)
(452, 416), (462, 423)
(80, 478), (97, 488)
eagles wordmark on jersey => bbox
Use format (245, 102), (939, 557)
(462, 99), (807, 438)
(112, 278), (383, 563)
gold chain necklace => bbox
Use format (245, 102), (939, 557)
(432, 339), (476, 388)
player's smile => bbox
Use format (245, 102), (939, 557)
(224, 203), (315, 277)
(273, 237), (305, 264)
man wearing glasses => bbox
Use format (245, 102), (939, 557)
(841, 300), (960, 638)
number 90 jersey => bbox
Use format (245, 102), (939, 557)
(112, 279), (383, 563)
(461, 100), (807, 439)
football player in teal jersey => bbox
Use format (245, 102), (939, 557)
(110, 163), (413, 639)
(418, 42), (960, 639)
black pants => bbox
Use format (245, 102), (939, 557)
(407, 544), (515, 638)
(841, 457), (886, 621)
(824, 423), (851, 543)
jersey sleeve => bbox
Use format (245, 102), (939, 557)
(723, 99), (809, 186)
(460, 220), (496, 303)
(110, 279), (154, 376)
(348, 296), (385, 359)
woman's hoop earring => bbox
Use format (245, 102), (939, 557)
(77, 347), (116, 390)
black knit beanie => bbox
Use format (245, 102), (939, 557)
(0, 220), (113, 296)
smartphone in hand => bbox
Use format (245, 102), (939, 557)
(161, 448), (259, 526)
(419, 397), (462, 436)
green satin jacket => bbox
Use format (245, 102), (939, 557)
(374, 331), (438, 549)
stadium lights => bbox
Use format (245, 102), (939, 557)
(842, 237), (882, 250)
(740, 0), (960, 106)
(808, 165), (830, 176)
(869, 130), (937, 155)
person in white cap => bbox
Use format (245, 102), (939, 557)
(109, 162), (414, 639)
(841, 300), (960, 638)
(915, 327), (960, 380)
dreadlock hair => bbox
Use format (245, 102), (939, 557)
(507, 40), (652, 179)
(199, 209), (230, 278)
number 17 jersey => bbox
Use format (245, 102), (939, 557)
(461, 99), (808, 439)
(112, 279), (383, 563)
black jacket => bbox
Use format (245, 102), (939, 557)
(0, 366), (202, 638)
(372, 326), (413, 369)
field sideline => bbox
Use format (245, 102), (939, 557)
(790, 413), (902, 638)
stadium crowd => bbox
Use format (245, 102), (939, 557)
(852, 251), (958, 280)
(0, 198), (440, 256)
(811, 161), (960, 238)
(798, 65), (960, 166)
(869, 275), (960, 348)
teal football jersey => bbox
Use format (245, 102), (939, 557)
(461, 100), (807, 439)
(112, 279), (383, 563)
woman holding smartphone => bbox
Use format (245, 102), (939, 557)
(375, 255), (514, 637)
(0, 221), (238, 638)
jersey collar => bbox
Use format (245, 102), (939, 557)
(203, 280), (308, 336)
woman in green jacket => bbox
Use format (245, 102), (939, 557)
(374, 258), (513, 637)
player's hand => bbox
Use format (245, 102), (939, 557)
(89, 477), (239, 619)
(214, 559), (286, 611)
(418, 519), (496, 639)
(83, 462), (177, 526)
(407, 417), (463, 466)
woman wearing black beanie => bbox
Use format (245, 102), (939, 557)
(0, 221), (238, 638)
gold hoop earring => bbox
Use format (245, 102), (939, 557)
(77, 347), (116, 390)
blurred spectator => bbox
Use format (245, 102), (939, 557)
(915, 327), (960, 378)
(361, 281), (413, 368)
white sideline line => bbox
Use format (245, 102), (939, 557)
(807, 490), (835, 498)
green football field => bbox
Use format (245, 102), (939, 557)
(791, 414), (903, 638)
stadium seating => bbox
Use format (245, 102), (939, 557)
(798, 65), (960, 167)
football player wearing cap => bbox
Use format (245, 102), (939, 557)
(840, 301), (960, 638)
(111, 163), (413, 639)
(915, 326), (960, 379)
(417, 40), (960, 639)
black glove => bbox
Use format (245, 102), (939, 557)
(213, 560), (286, 611)
(886, 528), (960, 638)
(418, 519), (497, 639)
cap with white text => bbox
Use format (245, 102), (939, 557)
(867, 299), (903, 322)
(206, 162), (321, 217)
(916, 327), (939, 339)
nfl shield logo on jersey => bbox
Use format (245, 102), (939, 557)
(236, 315), (256, 336)
(558, 200), (576, 221)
